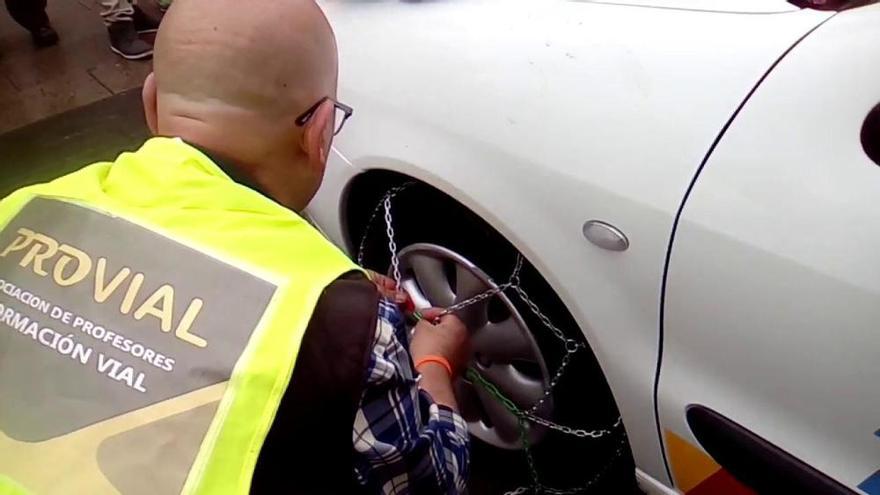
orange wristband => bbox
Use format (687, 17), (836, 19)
(414, 355), (453, 377)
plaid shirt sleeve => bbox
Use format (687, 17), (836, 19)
(352, 299), (470, 495)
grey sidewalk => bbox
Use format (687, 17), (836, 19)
(0, 0), (158, 133)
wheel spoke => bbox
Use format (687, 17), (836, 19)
(454, 379), (482, 423)
(472, 317), (536, 363)
(401, 278), (432, 309)
(456, 300), (489, 331)
(455, 263), (488, 301)
(473, 380), (524, 445)
(452, 265), (490, 328)
(466, 418), (523, 450)
(478, 363), (546, 408)
(409, 254), (455, 308)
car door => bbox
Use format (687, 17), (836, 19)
(660, 4), (880, 494)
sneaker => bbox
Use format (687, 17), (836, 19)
(30, 25), (59, 48)
(133, 6), (160, 34)
(108, 20), (153, 61)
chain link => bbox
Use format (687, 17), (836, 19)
(513, 284), (577, 346)
(503, 436), (628, 495)
(523, 414), (622, 440)
(383, 195), (403, 286)
(519, 415), (542, 493)
(440, 282), (511, 316)
(440, 254), (523, 316)
(465, 368), (520, 413)
(510, 253), (524, 285)
(527, 347), (577, 415)
(466, 368), (621, 440)
(357, 183), (415, 266)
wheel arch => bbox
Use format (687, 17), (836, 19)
(341, 166), (623, 404)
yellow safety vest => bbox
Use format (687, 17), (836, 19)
(0, 137), (357, 495)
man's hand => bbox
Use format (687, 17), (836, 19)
(411, 308), (471, 377)
(365, 269), (411, 306)
(410, 309), (471, 411)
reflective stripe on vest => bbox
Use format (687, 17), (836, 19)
(0, 138), (357, 495)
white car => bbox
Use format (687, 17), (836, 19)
(309, 1), (880, 493)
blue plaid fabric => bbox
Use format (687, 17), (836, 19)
(353, 299), (470, 494)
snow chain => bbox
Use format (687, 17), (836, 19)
(358, 184), (625, 494)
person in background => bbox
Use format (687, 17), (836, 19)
(101, 0), (159, 60)
(4, 0), (58, 47)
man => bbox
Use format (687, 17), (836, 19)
(4, 0), (58, 47)
(0, 0), (470, 494)
(101, 0), (157, 60)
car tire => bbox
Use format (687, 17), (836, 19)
(350, 179), (639, 494)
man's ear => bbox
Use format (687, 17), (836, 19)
(300, 100), (335, 172)
(142, 72), (159, 135)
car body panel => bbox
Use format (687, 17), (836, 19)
(663, 4), (880, 492)
(310, 0), (831, 486)
(576, 0), (799, 14)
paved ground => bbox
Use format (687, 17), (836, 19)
(0, 88), (147, 195)
(0, 0), (156, 133)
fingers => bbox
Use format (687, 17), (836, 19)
(418, 307), (446, 321)
(432, 310), (465, 329)
(389, 290), (410, 305)
(414, 309), (467, 339)
(366, 270), (412, 305)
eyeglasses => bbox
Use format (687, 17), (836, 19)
(295, 96), (354, 136)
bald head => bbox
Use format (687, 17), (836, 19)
(155, 0), (337, 117)
(142, 0), (342, 211)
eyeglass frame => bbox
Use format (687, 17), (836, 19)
(294, 96), (354, 136)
